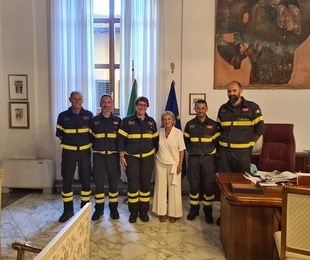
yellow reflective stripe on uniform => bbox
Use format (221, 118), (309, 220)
(109, 192), (118, 197)
(109, 191), (119, 203)
(189, 193), (199, 199)
(190, 199), (199, 205)
(61, 191), (73, 202)
(219, 141), (255, 148)
(204, 194), (215, 201)
(152, 131), (159, 138)
(94, 133), (106, 138)
(139, 191), (150, 202)
(63, 197), (73, 202)
(92, 150), (118, 154)
(95, 193), (105, 200)
(95, 133), (117, 138)
(190, 137), (213, 142)
(61, 191), (73, 197)
(125, 149), (155, 158)
(139, 191), (150, 197)
(128, 191), (139, 197)
(203, 200), (214, 206)
(128, 197), (139, 203)
(61, 144), (91, 150)
(118, 129), (128, 137)
(210, 148), (216, 154)
(60, 128), (90, 134)
(127, 190), (139, 203)
(95, 198), (105, 203)
(253, 115), (264, 125)
(128, 134), (142, 139)
(81, 190), (91, 196)
(233, 121), (253, 126)
(184, 132), (190, 138)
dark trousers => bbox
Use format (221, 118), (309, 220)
(61, 149), (91, 194)
(187, 155), (215, 199)
(125, 155), (154, 214)
(218, 149), (251, 173)
(92, 153), (120, 195)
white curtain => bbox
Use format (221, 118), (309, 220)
(49, 0), (96, 180)
(49, 0), (96, 126)
(120, 0), (164, 120)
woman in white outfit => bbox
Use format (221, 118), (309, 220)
(152, 111), (185, 223)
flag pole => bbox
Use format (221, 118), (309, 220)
(170, 62), (175, 81)
(132, 60), (135, 83)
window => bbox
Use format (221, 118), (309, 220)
(93, 0), (120, 114)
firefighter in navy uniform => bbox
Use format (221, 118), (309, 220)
(184, 99), (220, 224)
(90, 94), (122, 221)
(217, 80), (265, 174)
(118, 96), (159, 223)
(216, 80), (265, 225)
(56, 91), (93, 223)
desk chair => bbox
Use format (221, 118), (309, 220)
(258, 124), (296, 172)
(274, 186), (310, 259)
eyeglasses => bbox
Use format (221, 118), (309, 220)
(137, 103), (147, 107)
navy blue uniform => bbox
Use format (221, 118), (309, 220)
(90, 113), (121, 215)
(217, 97), (265, 173)
(117, 113), (159, 216)
(56, 107), (93, 206)
(184, 117), (220, 211)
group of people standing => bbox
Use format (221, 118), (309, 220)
(56, 80), (265, 225)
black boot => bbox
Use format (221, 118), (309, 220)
(187, 204), (200, 220)
(203, 205), (213, 224)
(80, 200), (90, 208)
(59, 201), (74, 223)
(139, 211), (149, 222)
(109, 202), (119, 220)
(92, 203), (104, 221)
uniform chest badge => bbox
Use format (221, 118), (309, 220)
(94, 121), (100, 125)
(113, 121), (119, 125)
(242, 108), (249, 112)
(128, 121), (135, 125)
(148, 121), (154, 126)
(189, 124), (195, 129)
(64, 117), (70, 121)
(207, 125), (213, 129)
(83, 115), (90, 120)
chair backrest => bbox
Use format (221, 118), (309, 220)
(258, 123), (296, 172)
(281, 186), (310, 259)
(34, 203), (91, 260)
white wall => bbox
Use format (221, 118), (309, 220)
(0, 0), (54, 161)
(0, 0), (309, 181)
(162, 0), (310, 151)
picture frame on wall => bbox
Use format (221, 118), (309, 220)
(8, 74), (28, 100)
(9, 102), (30, 129)
(189, 93), (206, 115)
(214, 1), (310, 89)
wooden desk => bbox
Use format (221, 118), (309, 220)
(215, 172), (283, 260)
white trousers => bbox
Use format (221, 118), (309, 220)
(152, 160), (183, 218)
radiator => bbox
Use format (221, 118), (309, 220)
(2, 159), (55, 194)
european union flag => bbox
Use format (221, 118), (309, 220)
(165, 80), (186, 177)
(165, 81), (181, 129)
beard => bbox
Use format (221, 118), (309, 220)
(229, 95), (239, 104)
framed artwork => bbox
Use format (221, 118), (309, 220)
(214, 0), (310, 89)
(8, 74), (28, 99)
(189, 93), (206, 115)
(9, 102), (29, 129)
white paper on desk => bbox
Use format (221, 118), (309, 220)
(244, 173), (278, 186)
(243, 173), (261, 184)
(255, 170), (297, 183)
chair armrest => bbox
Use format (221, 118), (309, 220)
(12, 240), (43, 260)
